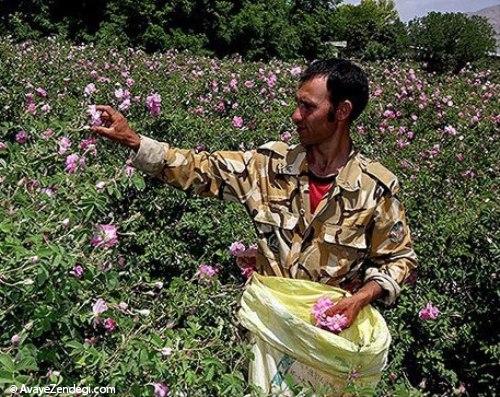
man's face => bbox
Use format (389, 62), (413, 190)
(291, 76), (336, 147)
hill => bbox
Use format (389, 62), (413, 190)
(468, 4), (500, 52)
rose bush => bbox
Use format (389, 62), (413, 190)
(0, 37), (498, 396)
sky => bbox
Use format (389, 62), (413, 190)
(343, 0), (500, 22)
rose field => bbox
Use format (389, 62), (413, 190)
(0, 37), (498, 396)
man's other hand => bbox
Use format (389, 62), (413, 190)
(323, 295), (364, 329)
(91, 105), (141, 151)
(324, 280), (384, 329)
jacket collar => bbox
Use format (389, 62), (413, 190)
(275, 144), (362, 192)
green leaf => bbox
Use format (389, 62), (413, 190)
(0, 369), (14, 384)
(65, 340), (84, 351)
(0, 221), (12, 233)
(17, 356), (38, 372)
(0, 354), (16, 374)
(132, 175), (146, 191)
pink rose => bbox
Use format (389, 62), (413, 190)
(236, 256), (256, 279)
(215, 101), (225, 113)
(35, 87), (47, 97)
(118, 98), (131, 111)
(15, 130), (28, 144)
(289, 66), (302, 77)
(26, 102), (36, 115)
(58, 137), (72, 155)
(103, 318), (117, 333)
(90, 224), (119, 249)
(280, 131), (292, 143)
(146, 93), (161, 116)
(383, 109), (396, 119)
(160, 347), (173, 357)
(196, 263), (218, 279)
(311, 296), (348, 333)
(229, 78), (238, 90)
(444, 125), (457, 136)
(232, 116), (243, 128)
(11, 334), (20, 345)
(79, 137), (97, 155)
(114, 88), (130, 101)
(42, 129), (54, 140)
(88, 105), (102, 127)
(152, 383), (169, 397)
(65, 154), (80, 173)
(266, 73), (277, 89)
(229, 241), (246, 256)
(244, 80), (255, 89)
(124, 164), (135, 176)
(84, 83), (97, 96)
(92, 298), (108, 316)
(70, 265), (84, 279)
(418, 302), (439, 320)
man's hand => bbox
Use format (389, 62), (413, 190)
(324, 280), (384, 328)
(91, 105), (141, 151)
(324, 295), (364, 329)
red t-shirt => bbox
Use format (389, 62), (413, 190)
(309, 174), (335, 214)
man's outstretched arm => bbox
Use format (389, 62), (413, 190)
(91, 105), (261, 205)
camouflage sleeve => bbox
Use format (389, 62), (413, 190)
(364, 193), (418, 305)
(130, 134), (259, 204)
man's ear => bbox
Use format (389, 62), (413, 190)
(336, 100), (353, 121)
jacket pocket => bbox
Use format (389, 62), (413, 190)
(323, 224), (367, 250)
(317, 224), (367, 283)
(252, 206), (298, 264)
(253, 206), (299, 230)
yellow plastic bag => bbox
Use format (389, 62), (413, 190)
(237, 273), (391, 396)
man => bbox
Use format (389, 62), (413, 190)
(92, 58), (417, 393)
(92, 59), (417, 323)
(91, 59), (416, 331)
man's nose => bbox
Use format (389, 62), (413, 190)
(291, 107), (302, 124)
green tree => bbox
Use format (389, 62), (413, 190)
(408, 12), (496, 72)
(330, 0), (408, 60)
(228, 0), (300, 59)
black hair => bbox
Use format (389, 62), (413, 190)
(299, 59), (369, 122)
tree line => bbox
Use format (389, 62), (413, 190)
(1, 0), (496, 71)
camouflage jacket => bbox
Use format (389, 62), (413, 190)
(131, 135), (417, 305)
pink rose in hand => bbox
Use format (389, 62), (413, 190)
(311, 296), (348, 334)
(88, 105), (102, 127)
